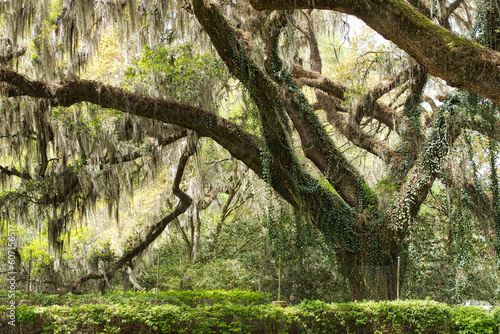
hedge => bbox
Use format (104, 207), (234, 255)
(0, 291), (498, 333)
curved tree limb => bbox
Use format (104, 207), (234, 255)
(389, 66), (428, 183)
(261, 13), (379, 210)
(316, 91), (395, 162)
(0, 40), (27, 64)
(302, 9), (322, 73)
(293, 65), (402, 133)
(291, 64), (346, 100)
(293, 12), (396, 165)
(193, 0), (356, 211)
(158, 128), (188, 147)
(445, 0), (464, 20)
(352, 66), (414, 125)
(65, 138), (196, 294)
(191, 2), (367, 277)
(291, 22), (404, 135)
(387, 96), (462, 235)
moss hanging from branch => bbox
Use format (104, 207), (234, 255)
(64, 137), (197, 294)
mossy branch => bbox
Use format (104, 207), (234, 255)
(249, 0), (500, 104)
(0, 67), (264, 181)
(0, 164), (32, 180)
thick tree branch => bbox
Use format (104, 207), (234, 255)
(158, 129), (188, 146)
(317, 91), (395, 162)
(445, 0), (464, 20)
(98, 129), (189, 167)
(302, 9), (322, 73)
(389, 66), (428, 182)
(388, 96), (461, 235)
(98, 129), (187, 167)
(352, 67), (413, 125)
(291, 64), (346, 100)
(249, 0), (500, 104)
(293, 12), (396, 168)
(263, 15), (378, 210)
(371, 101), (402, 133)
(291, 63), (402, 133)
(198, 186), (219, 210)
(0, 67), (264, 180)
(407, 0), (432, 17)
(191, 2), (365, 277)
(194, 0), (343, 209)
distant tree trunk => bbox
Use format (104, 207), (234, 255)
(209, 180), (240, 253)
(121, 267), (129, 292)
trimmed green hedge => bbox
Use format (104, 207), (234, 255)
(0, 292), (498, 333)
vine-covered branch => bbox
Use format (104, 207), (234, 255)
(249, 0), (500, 104)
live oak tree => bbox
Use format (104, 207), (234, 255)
(1, 0), (499, 300)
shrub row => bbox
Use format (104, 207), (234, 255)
(0, 289), (269, 308)
(0, 296), (498, 333)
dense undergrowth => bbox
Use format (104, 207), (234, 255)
(0, 290), (498, 333)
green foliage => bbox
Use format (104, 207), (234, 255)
(16, 289), (265, 308)
(159, 289), (268, 306)
(49, 0), (64, 24)
(2, 0), (500, 309)
(451, 306), (497, 334)
(137, 204), (348, 303)
(473, 0), (500, 50)
(3, 294), (499, 334)
(371, 299), (453, 333)
(126, 43), (228, 107)
(261, 208), (350, 303)
(405, 185), (499, 304)
(488, 137), (500, 267)
(139, 241), (259, 292)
